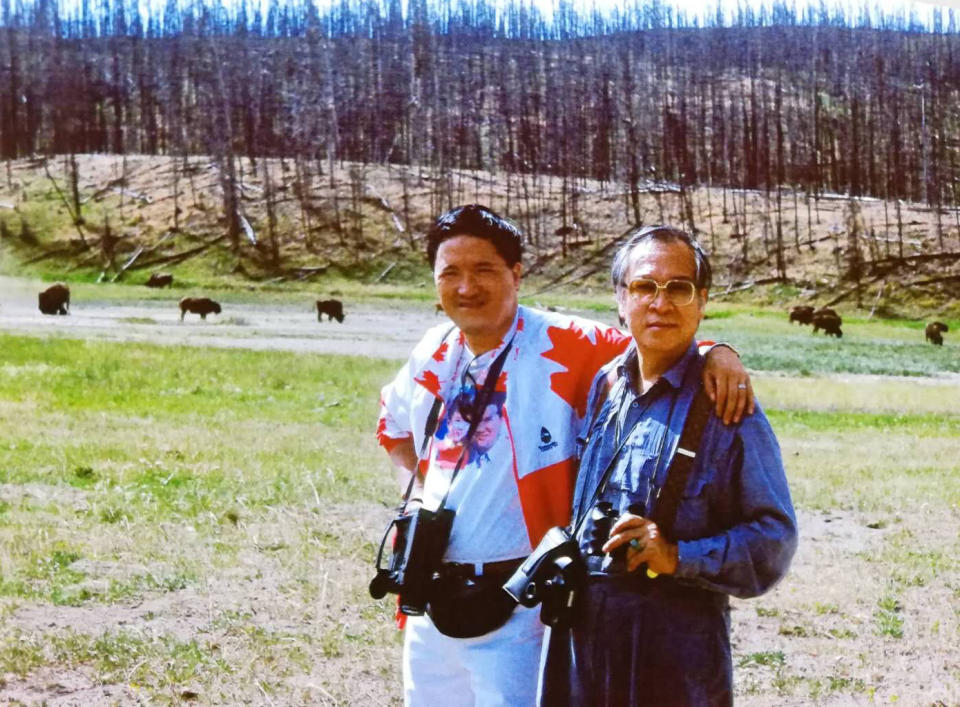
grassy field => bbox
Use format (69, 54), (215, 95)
(0, 336), (403, 704)
(0, 320), (958, 705)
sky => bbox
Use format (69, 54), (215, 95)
(121, 0), (960, 33)
(543, 0), (960, 24)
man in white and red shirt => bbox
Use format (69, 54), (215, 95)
(377, 205), (753, 707)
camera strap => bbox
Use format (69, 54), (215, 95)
(571, 376), (673, 537)
(649, 385), (711, 541)
(571, 356), (708, 538)
(437, 332), (516, 510)
(397, 326), (516, 513)
(398, 325), (456, 513)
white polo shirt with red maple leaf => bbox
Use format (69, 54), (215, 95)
(378, 306), (629, 564)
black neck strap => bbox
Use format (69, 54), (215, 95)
(398, 328), (516, 513)
(437, 333), (516, 509)
(650, 386), (711, 541)
(398, 325), (455, 511)
(572, 357), (708, 539)
(572, 375), (676, 536)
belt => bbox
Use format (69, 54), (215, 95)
(588, 571), (726, 605)
(441, 557), (525, 579)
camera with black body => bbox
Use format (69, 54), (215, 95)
(584, 501), (617, 555)
(369, 506), (455, 616)
(504, 526), (586, 628)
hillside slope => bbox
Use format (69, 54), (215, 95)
(1, 154), (958, 319)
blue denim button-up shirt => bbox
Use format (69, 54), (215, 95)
(571, 341), (797, 599)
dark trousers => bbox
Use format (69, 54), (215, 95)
(539, 575), (732, 707)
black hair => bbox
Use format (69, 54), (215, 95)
(610, 225), (712, 292)
(451, 389), (506, 424)
(426, 204), (524, 268)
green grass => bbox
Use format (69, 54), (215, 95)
(699, 312), (960, 376)
(0, 327), (957, 703)
(0, 332), (408, 702)
(0, 334), (396, 605)
(874, 595), (905, 638)
(739, 650), (786, 668)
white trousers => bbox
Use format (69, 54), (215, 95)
(403, 606), (544, 707)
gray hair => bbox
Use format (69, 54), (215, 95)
(610, 225), (712, 292)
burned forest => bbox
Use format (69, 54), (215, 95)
(1, 0), (959, 310)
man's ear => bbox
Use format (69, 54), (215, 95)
(698, 289), (709, 321)
(512, 262), (522, 289)
(615, 288), (628, 327)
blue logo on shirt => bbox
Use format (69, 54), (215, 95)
(539, 426), (558, 452)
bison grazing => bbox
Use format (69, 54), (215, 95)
(812, 312), (843, 338)
(146, 272), (174, 288)
(789, 305), (815, 325)
(316, 299), (345, 323)
(925, 321), (949, 346)
(179, 297), (221, 321)
(38, 282), (70, 315)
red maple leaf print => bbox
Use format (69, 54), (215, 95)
(542, 324), (629, 416)
(432, 341), (449, 362)
(414, 370), (442, 397)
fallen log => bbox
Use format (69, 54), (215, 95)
(712, 276), (786, 299)
(906, 274), (960, 288)
(373, 262), (396, 284)
(294, 265), (329, 281)
(131, 234), (228, 270)
(110, 246), (145, 282)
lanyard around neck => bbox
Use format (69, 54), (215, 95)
(572, 364), (690, 536)
(436, 332), (516, 509)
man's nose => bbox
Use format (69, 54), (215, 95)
(457, 273), (478, 293)
(648, 286), (673, 309)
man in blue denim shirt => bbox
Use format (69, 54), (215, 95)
(538, 226), (797, 707)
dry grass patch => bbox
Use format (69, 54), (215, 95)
(753, 373), (960, 415)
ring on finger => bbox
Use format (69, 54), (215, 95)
(736, 383), (747, 390)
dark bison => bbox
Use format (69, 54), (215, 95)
(180, 297), (221, 321)
(789, 305), (815, 325)
(316, 299), (345, 323)
(38, 282), (70, 315)
(812, 312), (843, 338)
(814, 307), (839, 319)
(146, 272), (174, 288)
(925, 321), (949, 346)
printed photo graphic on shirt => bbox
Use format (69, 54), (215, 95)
(434, 389), (507, 470)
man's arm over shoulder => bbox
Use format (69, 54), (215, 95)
(672, 407), (798, 599)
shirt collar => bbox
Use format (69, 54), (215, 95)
(617, 340), (699, 394)
(464, 307), (521, 366)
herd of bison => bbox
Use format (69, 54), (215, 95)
(36, 274), (346, 324)
(787, 304), (950, 345)
(32, 276), (950, 345)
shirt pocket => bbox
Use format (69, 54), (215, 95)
(606, 435), (660, 501)
(675, 473), (713, 537)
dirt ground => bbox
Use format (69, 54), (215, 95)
(0, 276), (448, 359)
(2, 493), (956, 705)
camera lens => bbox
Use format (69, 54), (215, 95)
(522, 583), (540, 603)
(585, 501), (617, 555)
(369, 570), (394, 599)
